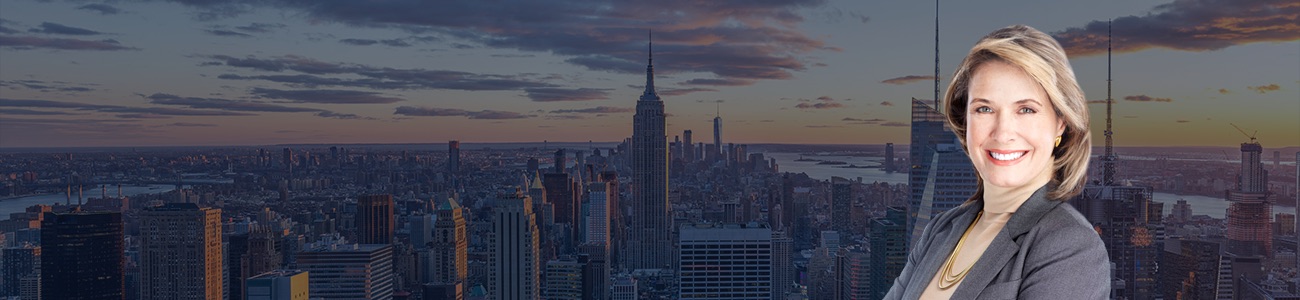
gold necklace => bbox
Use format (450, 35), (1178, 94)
(938, 211), (983, 290)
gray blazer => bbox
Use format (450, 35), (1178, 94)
(884, 185), (1110, 299)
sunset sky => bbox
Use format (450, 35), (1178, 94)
(1, 0), (1297, 148)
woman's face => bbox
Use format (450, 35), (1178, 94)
(965, 60), (1064, 189)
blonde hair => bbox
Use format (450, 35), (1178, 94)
(943, 24), (1091, 201)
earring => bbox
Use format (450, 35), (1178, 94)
(1054, 136), (1062, 147)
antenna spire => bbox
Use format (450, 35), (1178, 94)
(640, 29), (659, 101)
(934, 0), (940, 109)
(1103, 19), (1117, 186)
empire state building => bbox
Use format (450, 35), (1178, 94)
(628, 36), (672, 270)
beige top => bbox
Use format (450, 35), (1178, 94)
(917, 209), (1015, 299)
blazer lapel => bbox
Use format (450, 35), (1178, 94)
(949, 185), (1062, 299)
(903, 205), (978, 299)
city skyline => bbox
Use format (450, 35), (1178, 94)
(1, 0), (1298, 148)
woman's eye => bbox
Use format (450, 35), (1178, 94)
(1019, 107), (1037, 114)
(975, 106), (992, 113)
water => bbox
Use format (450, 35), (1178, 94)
(0, 184), (176, 219)
(1154, 192), (1292, 220)
(765, 151), (1279, 219)
(765, 152), (907, 184)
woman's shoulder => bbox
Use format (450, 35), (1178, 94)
(1025, 202), (1103, 245)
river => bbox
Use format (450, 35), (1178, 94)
(765, 151), (1285, 220)
(0, 184), (177, 219)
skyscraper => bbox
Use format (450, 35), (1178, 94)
(585, 181), (612, 245)
(869, 207), (907, 299)
(906, 0), (979, 249)
(1226, 141), (1271, 258)
(884, 143), (895, 172)
(430, 196), (467, 288)
(831, 177), (852, 241)
(628, 33), (673, 270)
(41, 211), (124, 300)
(713, 109), (722, 163)
(490, 190), (541, 300)
(906, 98), (978, 247)
(2, 244), (39, 297)
(356, 194), (395, 244)
(771, 230), (793, 300)
(140, 203), (224, 300)
(679, 223), (772, 300)
(683, 130), (694, 162)
(1070, 26), (1160, 298)
(448, 140), (460, 174)
(544, 173), (578, 240)
(296, 243), (394, 299)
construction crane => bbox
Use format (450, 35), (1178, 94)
(1230, 123), (1258, 143)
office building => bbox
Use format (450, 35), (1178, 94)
(870, 207), (907, 299)
(490, 190), (541, 300)
(679, 223), (772, 300)
(430, 196), (467, 287)
(296, 243), (394, 299)
(906, 98), (978, 247)
(771, 230), (793, 300)
(831, 177), (852, 241)
(629, 37), (673, 270)
(2, 244), (40, 297)
(448, 140), (460, 174)
(543, 256), (583, 300)
(356, 194), (395, 244)
(246, 270), (309, 300)
(140, 203), (224, 299)
(41, 211), (124, 300)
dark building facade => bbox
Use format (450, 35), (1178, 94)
(41, 211), (125, 300)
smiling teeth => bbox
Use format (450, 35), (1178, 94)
(991, 151), (1026, 161)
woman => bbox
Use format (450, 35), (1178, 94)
(884, 25), (1109, 299)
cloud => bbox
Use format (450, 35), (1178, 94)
(205, 29), (253, 38)
(1176, 120), (1191, 123)
(164, 0), (834, 84)
(806, 125), (842, 128)
(249, 88), (404, 104)
(0, 97), (255, 117)
(339, 38), (412, 47)
(393, 106), (531, 119)
(1247, 84), (1280, 93)
(0, 108), (81, 115)
(880, 121), (908, 127)
(658, 87), (717, 96)
(523, 87), (610, 102)
(1052, 0), (1300, 56)
(680, 78), (754, 86)
(881, 75), (937, 85)
(842, 117), (886, 125)
(167, 122), (218, 127)
(0, 79), (97, 93)
(144, 93), (377, 120)
(879, 101), (894, 106)
(146, 93), (319, 113)
(28, 22), (104, 35)
(0, 36), (137, 51)
(205, 55), (552, 91)
(77, 4), (122, 15)
(794, 95), (846, 109)
(1218, 88), (1231, 94)
(1087, 99), (1114, 105)
(1123, 95), (1173, 102)
(549, 106), (632, 114)
(795, 102), (843, 109)
(234, 23), (285, 33)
